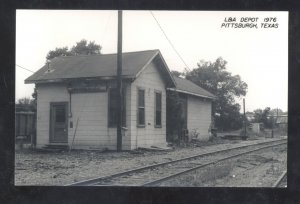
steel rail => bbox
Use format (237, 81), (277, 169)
(272, 170), (287, 187)
(142, 142), (286, 186)
(67, 138), (286, 186)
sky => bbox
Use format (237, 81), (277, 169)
(16, 10), (288, 112)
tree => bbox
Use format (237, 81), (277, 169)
(253, 107), (277, 128)
(46, 39), (102, 60)
(16, 97), (35, 112)
(270, 108), (283, 116)
(46, 47), (72, 60)
(70, 39), (101, 56)
(170, 70), (182, 77)
(253, 108), (268, 123)
(184, 57), (248, 131)
(31, 86), (37, 111)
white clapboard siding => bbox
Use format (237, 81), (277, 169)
(129, 61), (167, 149)
(69, 92), (107, 148)
(68, 85), (131, 150)
(36, 82), (132, 150)
(36, 83), (69, 147)
(187, 95), (212, 141)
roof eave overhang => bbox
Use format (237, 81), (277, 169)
(25, 75), (135, 84)
(167, 88), (217, 100)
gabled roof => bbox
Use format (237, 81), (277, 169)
(169, 76), (216, 100)
(25, 50), (175, 87)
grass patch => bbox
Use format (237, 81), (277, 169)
(162, 161), (234, 187)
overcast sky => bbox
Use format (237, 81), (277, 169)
(16, 10), (288, 112)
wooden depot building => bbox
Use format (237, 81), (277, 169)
(25, 50), (216, 150)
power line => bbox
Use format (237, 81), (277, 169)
(149, 11), (191, 71)
(16, 64), (35, 73)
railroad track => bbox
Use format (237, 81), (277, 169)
(67, 138), (287, 186)
(272, 170), (287, 188)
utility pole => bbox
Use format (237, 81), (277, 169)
(273, 107), (278, 138)
(276, 108), (278, 131)
(243, 98), (247, 140)
(116, 10), (123, 151)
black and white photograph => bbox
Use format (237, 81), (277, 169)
(15, 10), (288, 187)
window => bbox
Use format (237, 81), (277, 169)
(155, 91), (162, 127)
(55, 106), (66, 123)
(137, 88), (145, 127)
(108, 88), (126, 127)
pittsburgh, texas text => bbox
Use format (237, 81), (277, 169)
(221, 17), (279, 29)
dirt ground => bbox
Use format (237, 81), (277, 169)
(14, 137), (286, 186)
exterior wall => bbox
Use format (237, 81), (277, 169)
(36, 83), (69, 148)
(252, 123), (261, 134)
(36, 82), (132, 150)
(129, 61), (167, 149)
(187, 95), (212, 141)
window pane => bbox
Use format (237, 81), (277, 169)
(137, 89), (145, 126)
(138, 89), (145, 107)
(156, 110), (161, 126)
(55, 106), (65, 123)
(156, 92), (161, 111)
(155, 92), (162, 126)
(138, 108), (145, 125)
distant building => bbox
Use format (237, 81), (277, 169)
(276, 114), (288, 130)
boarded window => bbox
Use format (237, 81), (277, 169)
(155, 92), (162, 127)
(108, 88), (126, 127)
(137, 89), (145, 126)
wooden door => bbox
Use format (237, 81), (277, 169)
(50, 102), (68, 143)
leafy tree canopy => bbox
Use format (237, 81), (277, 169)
(270, 108), (284, 116)
(46, 39), (102, 60)
(46, 47), (71, 60)
(183, 57), (248, 131)
(253, 107), (270, 123)
(252, 107), (287, 128)
(170, 70), (183, 77)
(16, 97), (36, 112)
(16, 97), (34, 105)
(253, 107), (275, 128)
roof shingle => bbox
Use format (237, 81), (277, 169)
(172, 76), (216, 99)
(25, 50), (160, 83)
(24, 49), (214, 99)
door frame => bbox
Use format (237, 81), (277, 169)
(49, 102), (69, 143)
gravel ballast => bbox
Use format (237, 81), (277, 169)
(15, 137), (285, 186)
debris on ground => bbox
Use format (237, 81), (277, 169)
(15, 137), (285, 186)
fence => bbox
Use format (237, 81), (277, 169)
(15, 111), (36, 146)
